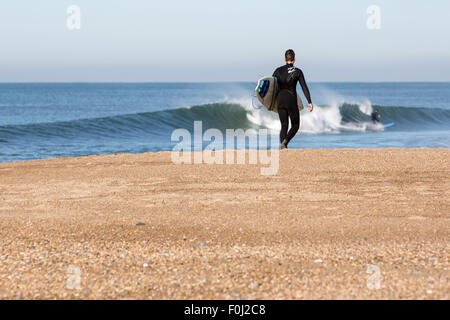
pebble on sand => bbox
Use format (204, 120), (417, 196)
(197, 242), (207, 249)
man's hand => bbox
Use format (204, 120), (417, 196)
(308, 103), (314, 112)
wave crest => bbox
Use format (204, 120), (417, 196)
(1, 102), (449, 141)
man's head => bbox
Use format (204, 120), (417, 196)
(285, 49), (296, 64)
(376, 109), (379, 112)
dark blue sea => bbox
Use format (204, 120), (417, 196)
(0, 82), (449, 162)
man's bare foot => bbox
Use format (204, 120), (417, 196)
(281, 139), (288, 150)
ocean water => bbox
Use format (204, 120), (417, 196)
(0, 82), (449, 162)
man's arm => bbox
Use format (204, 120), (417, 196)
(298, 69), (313, 112)
(298, 69), (312, 104)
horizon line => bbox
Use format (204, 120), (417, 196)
(1, 80), (450, 84)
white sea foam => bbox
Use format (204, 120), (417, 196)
(228, 92), (383, 134)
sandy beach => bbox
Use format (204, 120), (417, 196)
(0, 148), (448, 299)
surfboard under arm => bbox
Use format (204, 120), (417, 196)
(255, 76), (304, 113)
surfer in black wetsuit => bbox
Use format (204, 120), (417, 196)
(273, 49), (313, 149)
(371, 109), (381, 123)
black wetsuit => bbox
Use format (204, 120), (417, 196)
(371, 111), (381, 123)
(273, 64), (312, 145)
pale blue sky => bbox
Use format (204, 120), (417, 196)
(0, 0), (449, 82)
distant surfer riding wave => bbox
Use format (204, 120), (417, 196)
(371, 108), (381, 123)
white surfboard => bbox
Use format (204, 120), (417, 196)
(255, 76), (304, 113)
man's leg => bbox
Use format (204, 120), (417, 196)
(278, 107), (289, 146)
(286, 104), (300, 144)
